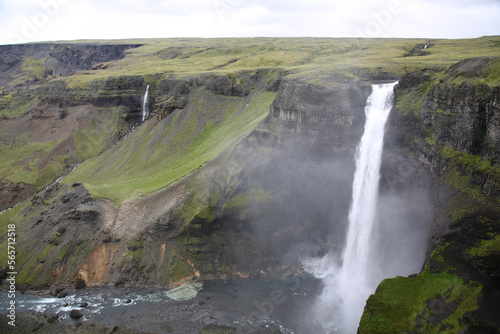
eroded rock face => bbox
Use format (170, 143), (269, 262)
(0, 181), (36, 211)
(48, 44), (142, 74)
(154, 78), (191, 119)
(360, 58), (500, 333)
(421, 83), (500, 159)
(268, 78), (370, 153)
(205, 74), (249, 97)
(0, 43), (142, 87)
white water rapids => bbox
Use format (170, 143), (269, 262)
(304, 82), (398, 333)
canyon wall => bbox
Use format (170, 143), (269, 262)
(0, 41), (499, 333)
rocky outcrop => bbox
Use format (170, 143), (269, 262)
(205, 74), (249, 97)
(48, 44), (141, 74)
(0, 181), (36, 211)
(0, 45), (26, 72)
(267, 78), (370, 154)
(421, 83), (500, 159)
(154, 77), (191, 119)
(0, 43), (142, 89)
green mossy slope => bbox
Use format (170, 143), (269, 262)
(64, 85), (275, 205)
(360, 268), (482, 334)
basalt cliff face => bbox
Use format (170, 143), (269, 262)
(0, 38), (500, 333)
(361, 57), (500, 334)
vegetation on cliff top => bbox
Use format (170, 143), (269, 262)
(1, 36), (500, 198)
(3, 36), (500, 91)
(46, 36), (500, 88)
(64, 88), (275, 205)
(359, 268), (482, 334)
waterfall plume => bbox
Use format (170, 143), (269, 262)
(303, 82), (398, 333)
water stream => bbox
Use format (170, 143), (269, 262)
(0, 278), (321, 333)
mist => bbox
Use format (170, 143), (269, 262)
(228, 145), (431, 332)
(297, 83), (431, 333)
(216, 81), (432, 333)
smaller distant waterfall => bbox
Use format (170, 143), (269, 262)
(142, 85), (150, 122)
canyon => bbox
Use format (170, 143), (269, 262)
(0, 37), (499, 333)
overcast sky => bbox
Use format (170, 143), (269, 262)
(1, 0), (499, 44)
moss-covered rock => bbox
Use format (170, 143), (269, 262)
(360, 269), (482, 334)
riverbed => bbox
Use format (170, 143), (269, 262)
(0, 275), (327, 333)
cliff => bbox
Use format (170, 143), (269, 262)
(360, 56), (500, 333)
(0, 37), (500, 333)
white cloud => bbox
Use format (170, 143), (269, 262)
(0, 0), (498, 44)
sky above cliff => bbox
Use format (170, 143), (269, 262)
(0, 0), (499, 44)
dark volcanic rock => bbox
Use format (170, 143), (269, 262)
(155, 78), (191, 119)
(0, 181), (36, 211)
(69, 309), (84, 319)
(74, 278), (87, 290)
(205, 74), (249, 97)
(0, 43), (142, 84)
(421, 82), (500, 159)
(268, 78), (370, 153)
(48, 44), (142, 75)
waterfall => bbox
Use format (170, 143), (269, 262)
(303, 82), (398, 333)
(142, 85), (150, 121)
(337, 81), (398, 332)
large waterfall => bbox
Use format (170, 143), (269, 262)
(337, 82), (398, 332)
(304, 82), (398, 333)
(142, 84), (150, 121)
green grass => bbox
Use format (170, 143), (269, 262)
(467, 234), (500, 257)
(69, 240), (94, 270)
(359, 268), (482, 334)
(0, 138), (64, 188)
(43, 36), (500, 89)
(16, 243), (55, 285)
(0, 201), (31, 270)
(168, 252), (194, 282)
(482, 57), (500, 85)
(64, 89), (275, 205)
(59, 244), (71, 261)
(223, 183), (273, 213)
(73, 107), (126, 159)
(439, 146), (500, 207)
(175, 180), (220, 227)
(201, 324), (237, 334)
(0, 95), (40, 119)
(7, 57), (48, 88)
